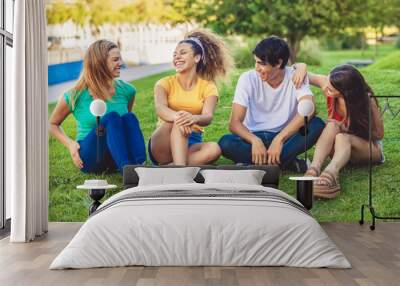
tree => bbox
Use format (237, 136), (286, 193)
(69, 2), (89, 27)
(177, 0), (368, 61)
(46, 0), (189, 28)
(366, 0), (400, 58)
(46, 2), (76, 25)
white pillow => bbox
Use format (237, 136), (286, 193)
(200, 169), (266, 185)
(135, 167), (200, 186)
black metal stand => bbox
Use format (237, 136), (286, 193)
(296, 180), (313, 210)
(304, 116), (308, 164)
(96, 116), (105, 164)
(290, 115), (313, 210)
(359, 95), (400, 230)
(88, 189), (105, 215)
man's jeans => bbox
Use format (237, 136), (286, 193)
(218, 117), (325, 167)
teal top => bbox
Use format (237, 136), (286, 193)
(64, 79), (136, 141)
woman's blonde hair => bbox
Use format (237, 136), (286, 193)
(182, 29), (233, 82)
(69, 39), (118, 109)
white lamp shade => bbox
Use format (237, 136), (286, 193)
(297, 99), (314, 117)
(90, 99), (107, 117)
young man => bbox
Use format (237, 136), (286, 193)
(218, 36), (325, 172)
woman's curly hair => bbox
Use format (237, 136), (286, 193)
(182, 28), (233, 82)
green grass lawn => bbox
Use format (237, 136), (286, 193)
(49, 45), (400, 222)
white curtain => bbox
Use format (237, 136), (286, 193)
(7, 0), (48, 242)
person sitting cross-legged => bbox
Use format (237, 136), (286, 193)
(218, 36), (325, 172)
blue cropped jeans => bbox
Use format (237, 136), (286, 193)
(78, 111), (146, 174)
(218, 117), (325, 167)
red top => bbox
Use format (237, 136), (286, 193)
(327, 96), (349, 127)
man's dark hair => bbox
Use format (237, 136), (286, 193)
(252, 36), (290, 69)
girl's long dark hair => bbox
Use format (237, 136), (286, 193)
(329, 64), (377, 141)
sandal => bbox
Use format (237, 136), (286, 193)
(304, 166), (320, 177)
(313, 170), (341, 199)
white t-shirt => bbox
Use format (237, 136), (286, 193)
(233, 67), (313, 132)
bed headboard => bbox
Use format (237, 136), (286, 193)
(123, 165), (280, 189)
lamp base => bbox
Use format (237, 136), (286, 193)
(296, 180), (313, 210)
(88, 189), (105, 215)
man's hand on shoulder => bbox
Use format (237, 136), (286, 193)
(292, 63), (308, 89)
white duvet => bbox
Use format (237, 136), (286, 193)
(50, 183), (351, 269)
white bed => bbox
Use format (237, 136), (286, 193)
(50, 183), (351, 269)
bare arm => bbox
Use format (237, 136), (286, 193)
(173, 96), (218, 138)
(49, 97), (74, 148)
(267, 95), (315, 164)
(194, 95), (218, 126)
(229, 103), (268, 165)
(308, 72), (328, 90)
(154, 85), (178, 122)
(292, 63), (328, 90)
(175, 95), (218, 127)
(229, 103), (258, 144)
(49, 97), (83, 168)
(278, 96), (315, 142)
(307, 72), (330, 100)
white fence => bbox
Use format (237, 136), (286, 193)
(47, 21), (194, 65)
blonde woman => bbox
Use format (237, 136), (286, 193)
(49, 40), (146, 173)
(148, 29), (233, 165)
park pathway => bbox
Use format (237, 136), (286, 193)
(48, 63), (173, 103)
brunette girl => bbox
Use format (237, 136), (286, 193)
(294, 64), (384, 198)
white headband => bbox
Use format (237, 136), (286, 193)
(185, 37), (206, 65)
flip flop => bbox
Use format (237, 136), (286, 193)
(313, 170), (341, 199)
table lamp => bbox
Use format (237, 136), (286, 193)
(289, 98), (316, 210)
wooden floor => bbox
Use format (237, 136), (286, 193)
(0, 222), (399, 286)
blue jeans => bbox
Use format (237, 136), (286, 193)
(218, 117), (325, 167)
(79, 112), (146, 173)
